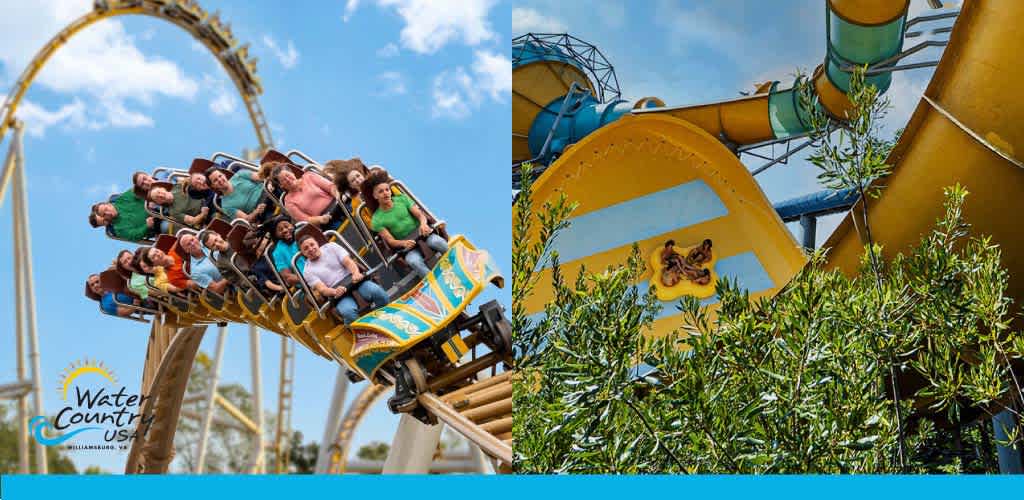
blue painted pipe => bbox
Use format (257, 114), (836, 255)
(526, 93), (633, 164)
(993, 409), (1024, 474)
(773, 188), (858, 222)
(515, 3), (908, 164)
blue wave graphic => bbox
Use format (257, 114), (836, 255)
(30, 416), (100, 446)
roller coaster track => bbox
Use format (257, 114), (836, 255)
(327, 371), (513, 472)
(0, 0), (285, 474)
(0, 0), (273, 200)
(419, 371), (513, 465)
(329, 383), (389, 473)
(129, 315), (513, 473)
(125, 318), (207, 473)
(1, 1), (513, 473)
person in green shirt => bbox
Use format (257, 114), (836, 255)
(112, 249), (151, 300)
(89, 189), (155, 242)
(362, 170), (448, 278)
(148, 180), (211, 229)
(208, 167), (267, 222)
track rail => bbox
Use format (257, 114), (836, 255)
(419, 371), (513, 465)
(0, 0), (273, 200)
(125, 319), (207, 473)
(328, 383), (390, 473)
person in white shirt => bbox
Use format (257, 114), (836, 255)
(298, 234), (389, 324)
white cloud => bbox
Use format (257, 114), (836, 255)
(654, 0), (746, 62)
(203, 74), (239, 117)
(473, 50), (512, 100)
(0, 0), (198, 134)
(512, 7), (567, 34)
(377, 0), (498, 54)
(882, 71), (929, 134)
(99, 98), (154, 128)
(374, 71), (407, 96)
(209, 88), (237, 116)
(433, 68), (473, 119)
(262, 35), (299, 69)
(6, 97), (87, 137)
(343, 0), (360, 22)
(431, 50), (510, 119)
(376, 42), (399, 58)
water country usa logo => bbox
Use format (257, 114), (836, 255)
(30, 359), (154, 451)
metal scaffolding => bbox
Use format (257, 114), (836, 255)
(0, 121), (47, 473)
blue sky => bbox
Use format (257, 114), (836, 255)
(514, 0), (959, 245)
(0, 0), (510, 473)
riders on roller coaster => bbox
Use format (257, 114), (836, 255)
(269, 162), (343, 228)
(147, 182), (210, 230)
(332, 158), (396, 225)
(141, 241), (194, 293)
(297, 234), (389, 325)
(361, 170), (448, 278)
(179, 232), (231, 295)
(86, 273), (132, 317)
(204, 159), (268, 223)
(89, 188), (156, 242)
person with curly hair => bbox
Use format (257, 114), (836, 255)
(361, 170), (447, 278)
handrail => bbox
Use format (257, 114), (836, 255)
(286, 150), (320, 167)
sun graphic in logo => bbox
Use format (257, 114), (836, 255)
(56, 359), (118, 400)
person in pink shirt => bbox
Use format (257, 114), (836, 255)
(271, 163), (339, 227)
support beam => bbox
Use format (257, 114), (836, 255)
(180, 411), (250, 434)
(799, 214), (817, 251)
(346, 458), (482, 474)
(249, 325), (265, 473)
(0, 381), (32, 400)
(195, 326), (228, 473)
(12, 126), (46, 474)
(274, 337), (295, 473)
(993, 409), (1023, 474)
(212, 393), (260, 434)
(382, 414), (444, 474)
(0, 120), (18, 206)
(315, 367), (349, 473)
(8, 125), (29, 473)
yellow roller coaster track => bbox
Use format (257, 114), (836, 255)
(0, 0), (278, 474)
(328, 383), (389, 473)
(0, 0), (273, 201)
(326, 372), (514, 472)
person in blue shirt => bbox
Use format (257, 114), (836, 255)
(87, 273), (135, 317)
(268, 217), (305, 287)
(179, 233), (230, 294)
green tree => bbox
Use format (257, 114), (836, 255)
(799, 67), (910, 465)
(173, 350), (276, 473)
(286, 430), (319, 473)
(0, 402), (78, 474)
(356, 441), (389, 461)
(83, 465), (107, 474)
(513, 70), (1023, 473)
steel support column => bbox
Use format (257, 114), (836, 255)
(249, 325), (265, 473)
(799, 214), (817, 251)
(195, 326), (228, 473)
(314, 367), (349, 473)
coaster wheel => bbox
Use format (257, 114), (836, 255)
(388, 358), (428, 413)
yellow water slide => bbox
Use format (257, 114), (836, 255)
(519, 113), (807, 337)
(515, 1), (1019, 337)
(824, 0), (1024, 299)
